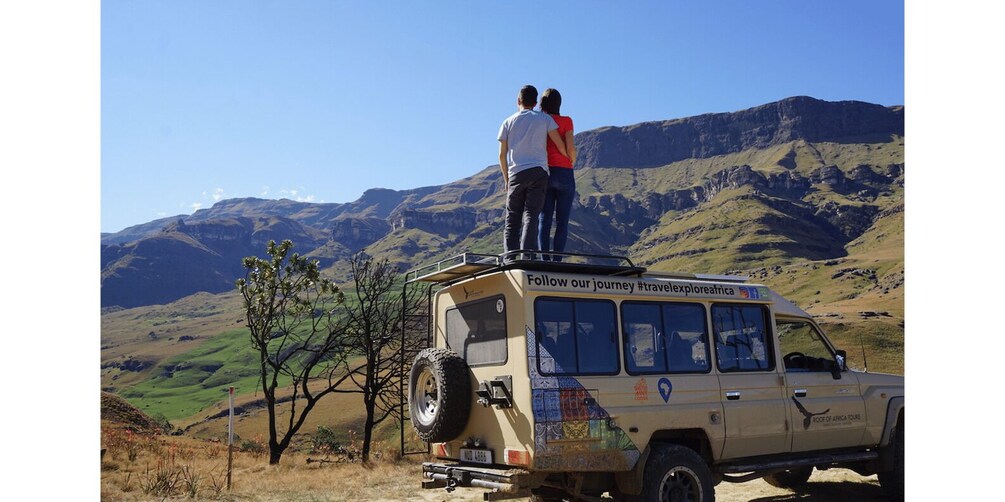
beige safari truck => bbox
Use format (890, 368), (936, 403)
(401, 252), (904, 502)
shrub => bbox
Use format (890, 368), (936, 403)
(311, 425), (341, 455)
(240, 435), (267, 457)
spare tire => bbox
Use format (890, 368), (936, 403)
(409, 347), (471, 442)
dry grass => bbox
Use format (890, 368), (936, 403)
(100, 425), (455, 502)
(100, 428), (885, 501)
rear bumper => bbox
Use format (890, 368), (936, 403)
(422, 462), (538, 501)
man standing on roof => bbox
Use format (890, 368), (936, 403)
(497, 85), (569, 256)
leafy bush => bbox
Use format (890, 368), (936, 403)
(311, 425), (341, 455)
(240, 435), (267, 457)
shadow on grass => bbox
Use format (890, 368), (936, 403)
(747, 480), (888, 502)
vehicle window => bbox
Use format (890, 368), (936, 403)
(622, 303), (665, 373)
(621, 302), (710, 374)
(711, 304), (773, 372)
(662, 304), (710, 373)
(535, 298), (618, 375)
(776, 320), (836, 372)
(446, 295), (507, 366)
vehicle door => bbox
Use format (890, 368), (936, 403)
(776, 318), (867, 452)
(621, 301), (724, 455)
(712, 303), (789, 459)
(532, 297), (631, 471)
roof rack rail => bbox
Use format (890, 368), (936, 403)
(404, 250), (647, 286)
(404, 253), (499, 284)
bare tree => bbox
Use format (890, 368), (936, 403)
(336, 252), (426, 463)
(236, 240), (354, 465)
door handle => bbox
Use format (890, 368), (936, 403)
(793, 389), (807, 398)
(726, 391), (741, 401)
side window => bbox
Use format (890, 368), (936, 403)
(621, 302), (710, 374)
(662, 304), (710, 373)
(711, 304), (774, 372)
(622, 303), (666, 373)
(776, 320), (836, 372)
(446, 295), (507, 366)
(535, 298), (618, 375)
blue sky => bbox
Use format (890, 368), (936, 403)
(101, 0), (904, 233)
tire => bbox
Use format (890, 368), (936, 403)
(409, 347), (471, 442)
(636, 444), (715, 502)
(763, 466), (813, 489)
(879, 413), (904, 501)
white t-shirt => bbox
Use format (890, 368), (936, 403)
(497, 109), (558, 178)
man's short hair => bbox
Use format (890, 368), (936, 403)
(518, 85), (538, 106)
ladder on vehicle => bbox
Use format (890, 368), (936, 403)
(398, 280), (433, 456)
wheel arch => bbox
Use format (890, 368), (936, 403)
(879, 397), (904, 448)
(614, 428), (714, 496)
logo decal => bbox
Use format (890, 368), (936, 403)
(463, 286), (484, 300)
(634, 378), (649, 401)
(657, 378), (673, 403)
(791, 396), (830, 430)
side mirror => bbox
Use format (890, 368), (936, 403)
(832, 350), (847, 379)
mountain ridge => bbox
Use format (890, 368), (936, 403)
(100, 95), (904, 309)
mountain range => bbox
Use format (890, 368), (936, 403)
(101, 95), (903, 311)
(101, 95), (905, 424)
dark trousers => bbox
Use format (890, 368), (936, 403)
(504, 167), (549, 254)
(538, 167), (575, 256)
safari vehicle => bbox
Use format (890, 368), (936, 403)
(402, 252), (904, 502)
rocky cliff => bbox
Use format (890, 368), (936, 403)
(574, 96), (903, 169)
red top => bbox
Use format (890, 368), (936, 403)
(546, 114), (574, 169)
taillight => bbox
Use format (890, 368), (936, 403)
(504, 448), (530, 466)
(434, 442), (449, 457)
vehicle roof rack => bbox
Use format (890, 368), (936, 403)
(404, 251), (647, 286)
(405, 253), (500, 284)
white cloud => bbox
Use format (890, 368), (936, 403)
(212, 188), (224, 201)
(261, 185), (270, 196)
(191, 202), (203, 211)
(296, 194), (316, 202)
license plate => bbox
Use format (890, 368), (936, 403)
(459, 448), (493, 465)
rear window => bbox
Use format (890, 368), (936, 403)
(534, 297), (619, 375)
(446, 295), (507, 366)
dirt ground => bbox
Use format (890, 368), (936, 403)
(411, 468), (885, 502)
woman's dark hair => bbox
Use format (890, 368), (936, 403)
(540, 88), (562, 115)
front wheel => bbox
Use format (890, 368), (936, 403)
(879, 412), (904, 501)
(637, 444), (714, 502)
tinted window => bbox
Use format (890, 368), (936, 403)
(622, 302), (710, 374)
(535, 298), (618, 375)
(622, 303), (665, 373)
(711, 304), (773, 372)
(446, 296), (507, 366)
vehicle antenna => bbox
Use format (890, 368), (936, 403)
(859, 332), (869, 373)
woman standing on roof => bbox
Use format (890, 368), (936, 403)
(537, 88), (577, 260)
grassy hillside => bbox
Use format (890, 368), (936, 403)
(101, 129), (904, 446)
(118, 328), (273, 420)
